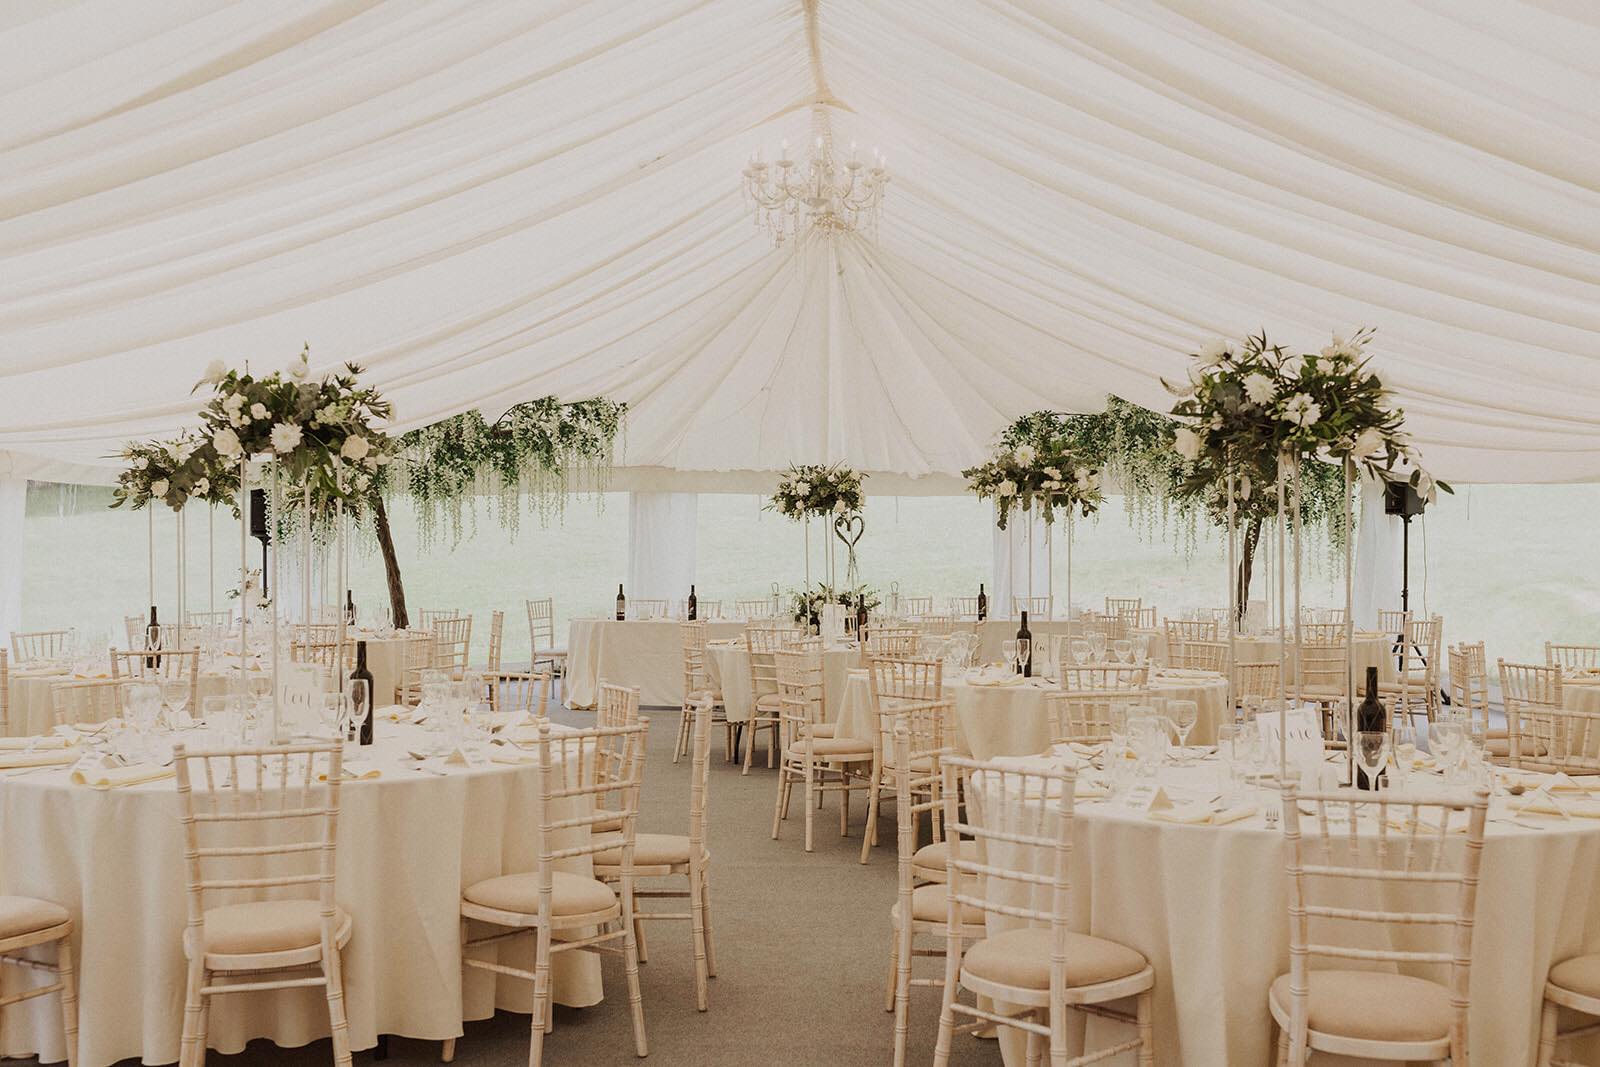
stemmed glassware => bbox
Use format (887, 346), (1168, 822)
(1430, 721), (1464, 784)
(1166, 699), (1198, 762)
(1070, 639), (1091, 667)
(1000, 640), (1017, 676)
(1015, 639), (1031, 676)
(161, 678), (191, 728)
(1129, 714), (1166, 777)
(1112, 639), (1133, 664)
(126, 683), (162, 759)
(1356, 730), (1391, 791)
(1087, 631), (1107, 664)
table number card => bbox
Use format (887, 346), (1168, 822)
(1256, 706), (1325, 782)
(275, 664), (323, 737)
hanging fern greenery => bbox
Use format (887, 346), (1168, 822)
(383, 398), (627, 547)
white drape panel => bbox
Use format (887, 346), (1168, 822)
(626, 491), (698, 604)
(0, 1), (1596, 484)
(1352, 475), (1403, 628)
(991, 511), (1052, 619)
(0, 477), (25, 646)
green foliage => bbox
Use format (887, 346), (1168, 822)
(767, 464), (866, 521)
(963, 419), (1102, 530)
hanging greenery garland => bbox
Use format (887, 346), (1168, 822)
(384, 398), (627, 547)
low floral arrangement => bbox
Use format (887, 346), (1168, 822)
(111, 431), (240, 511)
(768, 463), (865, 520)
(963, 423), (1103, 530)
(1165, 329), (1449, 504)
(194, 345), (396, 501)
(789, 582), (880, 623)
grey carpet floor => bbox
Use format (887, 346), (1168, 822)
(108, 691), (998, 1067)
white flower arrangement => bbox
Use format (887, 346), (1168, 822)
(963, 431), (1103, 531)
(767, 463), (866, 521)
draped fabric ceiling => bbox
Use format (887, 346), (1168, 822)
(1, 0), (1598, 486)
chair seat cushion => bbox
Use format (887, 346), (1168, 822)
(963, 927), (1147, 990)
(0, 896), (69, 940)
(592, 832), (706, 868)
(686, 689), (723, 705)
(891, 883), (983, 926)
(202, 899), (350, 955)
(753, 693), (783, 712)
(804, 723), (837, 738)
(1269, 971), (1451, 1042)
(1549, 954), (1600, 999)
(784, 737), (873, 759)
(533, 648), (567, 658)
(912, 840), (966, 880)
(464, 870), (617, 917)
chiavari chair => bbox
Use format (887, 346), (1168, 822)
(1538, 949), (1600, 1066)
(49, 678), (128, 729)
(396, 631), (436, 705)
(1104, 596), (1141, 622)
(932, 757), (1155, 1066)
(1013, 595), (1053, 620)
(866, 627), (921, 659)
(629, 599), (669, 619)
(861, 657), (943, 865)
(1132, 606), (1157, 630)
(691, 599), (723, 620)
(1232, 661), (1281, 720)
(1498, 660), (1594, 773)
(449, 720), (649, 1066)
(1295, 624), (1351, 734)
(1059, 664), (1147, 692)
(884, 705), (980, 1067)
(483, 610), (544, 713)
(596, 682), (642, 731)
(1163, 618), (1219, 667)
(525, 597), (567, 676)
(1380, 613), (1443, 728)
(740, 627), (792, 774)
(497, 670), (550, 717)
(915, 614), (957, 637)
(185, 609), (233, 631)
(1046, 689), (1151, 745)
(595, 699), (718, 1010)
(430, 615), (472, 680)
(173, 739), (354, 1067)
(1547, 642), (1600, 672)
(902, 596), (934, 618)
(677, 621), (729, 763)
(292, 622), (340, 645)
(124, 614), (145, 648)
(1270, 785), (1489, 1066)
(9, 629), (70, 665)
(109, 648), (201, 716)
(288, 639), (352, 679)
(948, 596), (980, 620)
(1079, 611), (1128, 641)
(1447, 641), (1504, 759)
(1174, 639), (1229, 674)
(417, 609), (460, 631)
(734, 598), (774, 620)
(0, 887), (78, 1066)
(772, 649), (872, 852)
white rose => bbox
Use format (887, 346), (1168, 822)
(249, 402), (267, 420)
(164, 442), (181, 460)
(270, 422), (303, 454)
(133, 456), (149, 470)
(150, 479), (169, 498)
(202, 359), (228, 384)
(1074, 468), (1094, 491)
(833, 499), (848, 515)
(1350, 426), (1385, 459)
(193, 477), (210, 497)
(212, 427), (242, 457)
(222, 392), (244, 413)
(340, 434), (370, 461)
(1197, 337), (1232, 365)
(1243, 373), (1276, 406)
(1044, 467), (1061, 481)
(997, 479), (1017, 498)
(1173, 427), (1202, 462)
(373, 452), (390, 465)
(1014, 444), (1037, 466)
(1284, 394), (1322, 428)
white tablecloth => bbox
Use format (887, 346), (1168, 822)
(564, 618), (745, 709)
(4, 634), (411, 737)
(0, 722), (602, 1066)
(702, 641), (856, 723)
(973, 758), (1600, 1066)
(831, 669), (1231, 758)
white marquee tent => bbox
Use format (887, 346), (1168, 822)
(1, 0), (1597, 627)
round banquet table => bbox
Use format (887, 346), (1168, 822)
(564, 618), (746, 710)
(832, 669), (1231, 759)
(3, 632), (412, 738)
(0, 721), (602, 1067)
(1136, 628), (1397, 684)
(1566, 673), (1600, 714)
(702, 640), (856, 723)
(970, 756), (1600, 1066)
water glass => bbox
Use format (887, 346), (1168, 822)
(1216, 724), (1242, 799)
(1088, 631), (1108, 663)
(1070, 639), (1091, 667)
(1015, 639), (1031, 675)
(1355, 730), (1391, 790)
(1113, 639), (1133, 664)
(1129, 714), (1166, 777)
(1166, 700), (1199, 761)
(1133, 634), (1150, 665)
(1001, 640), (1017, 673)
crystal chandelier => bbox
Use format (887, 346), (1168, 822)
(742, 111), (888, 247)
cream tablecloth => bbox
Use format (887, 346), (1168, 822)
(972, 758), (1600, 1066)
(0, 722), (601, 1067)
(1137, 629), (1396, 685)
(832, 669), (1231, 758)
(564, 618), (745, 709)
(703, 641), (856, 723)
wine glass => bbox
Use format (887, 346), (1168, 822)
(319, 691), (350, 741)
(1000, 640), (1017, 676)
(1070, 639), (1091, 667)
(1129, 714), (1166, 777)
(1356, 731), (1391, 791)
(1166, 700), (1199, 762)
(1088, 631), (1108, 663)
(126, 683), (161, 758)
(1015, 639), (1031, 676)
(347, 678), (371, 742)
(1112, 639), (1133, 664)
(161, 678), (191, 728)
(1216, 724), (1242, 800)
(1430, 721), (1464, 783)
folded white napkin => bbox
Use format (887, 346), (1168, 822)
(1148, 802), (1255, 826)
(0, 748), (82, 769)
(1512, 788), (1600, 819)
(0, 736), (76, 752)
(967, 672), (1024, 688)
(490, 748), (537, 765)
(70, 759), (175, 789)
(320, 761), (382, 781)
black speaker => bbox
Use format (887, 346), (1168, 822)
(1384, 481), (1426, 518)
(249, 488), (270, 543)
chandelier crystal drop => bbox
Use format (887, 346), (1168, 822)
(742, 112), (888, 247)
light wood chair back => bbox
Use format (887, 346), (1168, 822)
(690, 600), (722, 620)
(744, 631), (784, 708)
(397, 632), (436, 705)
(866, 628), (920, 658)
(1546, 642), (1600, 672)
(49, 678), (129, 728)
(1275, 785), (1489, 1065)
(418, 609), (461, 630)
(430, 615), (472, 677)
(1233, 661), (1282, 716)
(10, 629), (70, 664)
(484, 610), (508, 673)
(746, 625), (802, 653)
(1046, 689), (1151, 745)
(109, 648), (201, 715)
(1164, 618), (1220, 645)
(1377, 608), (1410, 636)
(525, 597), (561, 656)
(869, 657), (943, 707)
(735, 598), (774, 620)
(1296, 627), (1349, 694)
(498, 671), (550, 716)
(124, 614), (145, 648)
(1059, 664), (1148, 691)
(1013, 595), (1053, 620)
(1447, 642), (1492, 738)
(915, 614), (957, 637)
(902, 596), (934, 618)
(1132, 606), (1158, 630)
(597, 682), (641, 729)
(948, 596), (980, 620)
(1498, 660), (1596, 773)
(289, 639), (352, 676)
(628, 599), (669, 619)
(775, 648), (826, 745)
(681, 620), (711, 691)
(1105, 597), (1141, 626)
(1174, 640), (1229, 674)
(292, 623), (340, 645)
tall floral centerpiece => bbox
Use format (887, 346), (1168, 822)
(963, 417), (1102, 617)
(767, 463), (865, 590)
(1167, 328), (1447, 779)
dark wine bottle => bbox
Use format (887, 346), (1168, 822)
(616, 584), (626, 621)
(1017, 610), (1033, 677)
(145, 605), (161, 669)
(345, 588), (357, 626)
(1356, 665), (1386, 790)
(687, 585), (698, 621)
(976, 583), (988, 622)
(351, 640), (375, 746)
(856, 596), (869, 640)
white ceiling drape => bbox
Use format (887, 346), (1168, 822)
(0, 0), (1596, 484)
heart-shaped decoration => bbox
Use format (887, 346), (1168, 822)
(834, 513), (865, 548)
